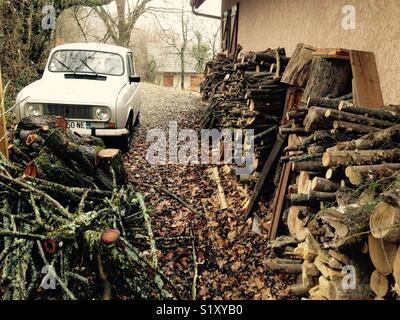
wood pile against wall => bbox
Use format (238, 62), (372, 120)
(200, 43), (400, 300)
(201, 48), (289, 183)
(264, 43), (400, 300)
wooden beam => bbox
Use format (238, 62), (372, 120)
(350, 50), (384, 108)
(245, 134), (287, 220)
(269, 162), (291, 240)
(0, 69), (9, 159)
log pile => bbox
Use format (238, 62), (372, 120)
(200, 43), (400, 300)
(201, 48), (289, 179)
(0, 116), (179, 300)
(265, 44), (400, 300)
(268, 109), (400, 300)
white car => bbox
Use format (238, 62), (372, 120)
(15, 43), (141, 151)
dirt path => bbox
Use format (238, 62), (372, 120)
(124, 83), (291, 300)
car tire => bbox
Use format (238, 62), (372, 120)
(134, 111), (140, 127)
(119, 116), (134, 153)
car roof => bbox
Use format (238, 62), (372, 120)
(50, 43), (131, 56)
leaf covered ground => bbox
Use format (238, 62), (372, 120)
(124, 84), (294, 300)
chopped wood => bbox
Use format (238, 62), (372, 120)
(339, 101), (400, 123)
(322, 148), (400, 167)
(370, 270), (389, 298)
(336, 124), (400, 151)
(302, 57), (352, 104)
(394, 247), (400, 294)
(287, 206), (309, 241)
(324, 108), (395, 128)
(265, 260), (302, 274)
(370, 201), (400, 243)
(210, 167), (228, 210)
(310, 177), (340, 192)
(368, 235), (397, 276)
(345, 163), (400, 186)
(281, 43), (316, 87)
(332, 120), (381, 134)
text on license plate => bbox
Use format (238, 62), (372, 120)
(67, 122), (91, 129)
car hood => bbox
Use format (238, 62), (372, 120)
(20, 77), (125, 107)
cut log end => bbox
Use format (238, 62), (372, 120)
(370, 202), (400, 243)
(97, 148), (121, 159)
(370, 270), (389, 298)
(368, 235), (397, 276)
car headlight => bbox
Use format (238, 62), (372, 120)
(26, 104), (43, 117)
(95, 107), (110, 121)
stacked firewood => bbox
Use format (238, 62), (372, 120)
(256, 43), (400, 300)
(201, 48), (289, 179)
(0, 116), (179, 300)
(200, 43), (400, 300)
(277, 93), (400, 299)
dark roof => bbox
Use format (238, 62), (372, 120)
(190, 0), (206, 9)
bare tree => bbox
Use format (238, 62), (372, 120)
(205, 23), (221, 59)
(93, 0), (152, 47)
(154, 0), (197, 90)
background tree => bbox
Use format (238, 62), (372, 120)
(192, 32), (210, 73)
(93, 0), (152, 48)
(205, 23), (221, 59)
(154, 0), (196, 90)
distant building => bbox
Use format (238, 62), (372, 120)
(147, 43), (203, 91)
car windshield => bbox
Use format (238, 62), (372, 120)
(49, 50), (124, 76)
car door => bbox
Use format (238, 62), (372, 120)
(126, 53), (140, 118)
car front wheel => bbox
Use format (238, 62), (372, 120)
(119, 117), (134, 153)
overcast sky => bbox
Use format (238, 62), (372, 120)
(148, 0), (221, 15)
(133, 0), (221, 36)
(192, 0), (221, 15)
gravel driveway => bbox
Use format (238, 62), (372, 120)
(124, 83), (291, 300)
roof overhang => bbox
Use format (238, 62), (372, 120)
(190, 0), (206, 9)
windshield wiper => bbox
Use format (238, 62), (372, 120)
(79, 58), (99, 76)
(54, 57), (76, 74)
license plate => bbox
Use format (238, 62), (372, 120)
(67, 121), (91, 129)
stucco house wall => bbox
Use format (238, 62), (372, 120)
(221, 0), (400, 105)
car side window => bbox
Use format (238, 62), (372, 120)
(127, 53), (134, 77)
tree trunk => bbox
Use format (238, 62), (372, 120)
(45, 129), (96, 175)
(33, 149), (96, 188)
(302, 57), (352, 103)
(303, 107), (332, 132)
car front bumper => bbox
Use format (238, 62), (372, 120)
(72, 128), (129, 137)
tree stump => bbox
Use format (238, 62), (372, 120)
(97, 149), (127, 186)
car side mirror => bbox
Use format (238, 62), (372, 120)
(37, 68), (44, 77)
(129, 75), (141, 83)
